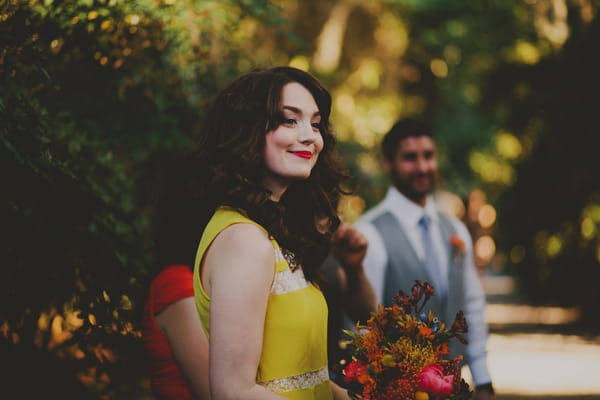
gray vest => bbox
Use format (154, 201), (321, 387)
(372, 211), (466, 357)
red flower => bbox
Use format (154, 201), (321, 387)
(344, 359), (367, 382)
(418, 364), (454, 396)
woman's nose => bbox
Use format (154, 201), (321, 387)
(298, 121), (316, 144)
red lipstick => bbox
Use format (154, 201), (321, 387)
(290, 151), (312, 159)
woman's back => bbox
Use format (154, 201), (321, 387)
(142, 265), (201, 400)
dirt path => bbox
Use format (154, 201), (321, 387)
(478, 275), (600, 400)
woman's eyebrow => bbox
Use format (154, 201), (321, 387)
(282, 105), (321, 117)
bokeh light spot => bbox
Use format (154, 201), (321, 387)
(546, 235), (563, 258)
(495, 131), (522, 159)
(475, 235), (496, 265)
(581, 217), (595, 239)
(478, 204), (497, 229)
(430, 59), (448, 78)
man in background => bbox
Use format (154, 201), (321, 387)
(356, 118), (495, 399)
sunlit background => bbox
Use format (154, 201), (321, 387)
(1, 0), (599, 398)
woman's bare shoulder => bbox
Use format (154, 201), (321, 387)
(219, 222), (270, 247)
(207, 222), (274, 270)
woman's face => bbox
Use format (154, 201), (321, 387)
(262, 82), (324, 200)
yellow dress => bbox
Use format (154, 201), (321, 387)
(193, 207), (333, 400)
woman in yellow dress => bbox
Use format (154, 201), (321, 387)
(193, 66), (350, 400)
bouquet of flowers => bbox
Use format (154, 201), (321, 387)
(343, 280), (472, 400)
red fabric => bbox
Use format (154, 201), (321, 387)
(142, 265), (195, 400)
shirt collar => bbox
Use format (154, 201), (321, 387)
(383, 186), (439, 228)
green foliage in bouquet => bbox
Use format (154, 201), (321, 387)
(343, 281), (472, 400)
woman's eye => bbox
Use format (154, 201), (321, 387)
(282, 118), (297, 126)
(311, 122), (322, 131)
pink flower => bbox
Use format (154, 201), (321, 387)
(418, 364), (454, 396)
(343, 359), (367, 382)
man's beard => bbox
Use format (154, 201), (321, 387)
(391, 171), (437, 204)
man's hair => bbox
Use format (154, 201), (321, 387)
(196, 66), (347, 282)
(381, 117), (434, 161)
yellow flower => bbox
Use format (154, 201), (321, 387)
(415, 391), (430, 400)
(381, 354), (396, 367)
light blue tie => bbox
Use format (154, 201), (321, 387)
(418, 214), (446, 300)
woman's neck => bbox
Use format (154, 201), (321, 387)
(262, 176), (289, 201)
(269, 189), (286, 201)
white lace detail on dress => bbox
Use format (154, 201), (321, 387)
(258, 366), (329, 393)
(270, 267), (310, 294)
(275, 247), (300, 271)
(274, 247), (286, 263)
(271, 248), (309, 294)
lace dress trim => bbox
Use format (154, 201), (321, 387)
(258, 366), (329, 393)
(271, 249), (310, 295)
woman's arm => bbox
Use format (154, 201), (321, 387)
(202, 223), (286, 400)
(156, 297), (210, 399)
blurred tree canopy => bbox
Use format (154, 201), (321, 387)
(483, 3), (600, 324)
(1, 0), (599, 397)
(1, 0), (286, 397)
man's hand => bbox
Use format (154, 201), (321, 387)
(474, 385), (495, 400)
(332, 223), (368, 272)
(331, 222), (375, 321)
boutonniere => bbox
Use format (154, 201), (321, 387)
(449, 234), (465, 259)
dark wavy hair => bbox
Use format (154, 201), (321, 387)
(381, 117), (433, 161)
(196, 66), (347, 282)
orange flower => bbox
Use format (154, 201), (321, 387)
(357, 372), (375, 385)
(369, 360), (384, 375)
(434, 343), (449, 356)
(418, 325), (435, 340)
(449, 234), (465, 254)
(402, 316), (418, 332)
